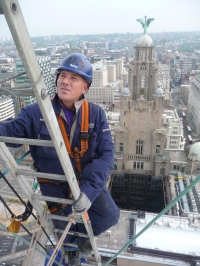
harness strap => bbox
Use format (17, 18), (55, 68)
(56, 100), (89, 173)
(56, 115), (73, 157)
(74, 147), (82, 173)
(48, 203), (67, 213)
(80, 100), (89, 156)
(38, 178), (60, 186)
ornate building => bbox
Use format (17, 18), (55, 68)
(128, 33), (158, 101)
(110, 19), (169, 213)
(114, 24), (166, 174)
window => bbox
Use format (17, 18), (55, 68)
(120, 142), (123, 151)
(133, 162), (144, 170)
(173, 165), (180, 170)
(156, 144), (160, 154)
(136, 140), (143, 154)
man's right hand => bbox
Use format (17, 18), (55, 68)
(72, 192), (91, 213)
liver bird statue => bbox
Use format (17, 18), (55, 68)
(136, 16), (155, 34)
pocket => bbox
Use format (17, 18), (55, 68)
(35, 125), (58, 158)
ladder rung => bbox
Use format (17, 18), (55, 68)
(47, 213), (83, 223)
(63, 243), (78, 248)
(33, 194), (75, 205)
(0, 136), (53, 147)
(16, 168), (67, 181)
(54, 229), (88, 238)
(0, 88), (34, 96)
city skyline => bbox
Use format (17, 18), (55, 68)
(0, 0), (200, 38)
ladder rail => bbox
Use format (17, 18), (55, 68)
(0, 0), (100, 263)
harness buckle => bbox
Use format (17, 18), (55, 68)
(80, 132), (89, 140)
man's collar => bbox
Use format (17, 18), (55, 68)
(57, 94), (85, 113)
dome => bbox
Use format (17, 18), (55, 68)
(189, 142), (200, 161)
(136, 34), (153, 47)
(153, 87), (164, 97)
(121, 87), (130, 96)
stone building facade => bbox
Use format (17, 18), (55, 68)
(114, 95), (166, 174)
(114, 32), (166, 174)
(128, 33), (158, 101)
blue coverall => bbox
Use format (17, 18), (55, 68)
(0, 93), (120, 245)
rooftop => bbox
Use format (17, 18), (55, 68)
(96, 210), (200, 265)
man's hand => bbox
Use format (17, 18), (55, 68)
(72, 192), (91, 213)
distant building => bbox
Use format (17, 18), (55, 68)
(15, 57), (55, 106)
(187, 74), (200, 135)
(158, 63), (170, 89)
(85, 85), (114, 105)
(91, 62), (108, 87)
(106, 58), (124, 79)
(163, 109), (185, 150)
(107, 64), (116, 83)
(0, 95), (15, 121)
(174, 55), (191, 70)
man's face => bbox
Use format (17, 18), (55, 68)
(57, 70), (88, 109)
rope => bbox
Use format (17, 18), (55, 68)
(47, 211), (77, 266)
(103, 174), (200, 266)
(23, 214), (45, 265)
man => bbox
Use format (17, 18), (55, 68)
(0, 53), (120, 266)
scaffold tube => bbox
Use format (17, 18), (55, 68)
(1, 150), (30, 177)
(103, 174), (200, 266)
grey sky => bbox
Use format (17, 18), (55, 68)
(0, 0), (200, 38)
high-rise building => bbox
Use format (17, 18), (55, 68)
(15, 57), (55, 106)
(90, 63), (108, 87)
(158, 63), (170, 90)
(187, 74), (200, 134)
(85, 62), (115, 105)
(0, 95), (15, 121)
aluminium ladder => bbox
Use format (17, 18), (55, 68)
(0, 0), (100, 265)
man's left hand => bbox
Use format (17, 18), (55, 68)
(72, 192), (91, 213)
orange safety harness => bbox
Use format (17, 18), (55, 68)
(56, 99), (89, 174)
(38, 100), (89, 213)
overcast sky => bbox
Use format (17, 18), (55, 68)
(0, 0), (200, 38)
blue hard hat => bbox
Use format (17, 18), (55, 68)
(56, 53), (93, 86)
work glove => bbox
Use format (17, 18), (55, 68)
(72, 192), (91, 213)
